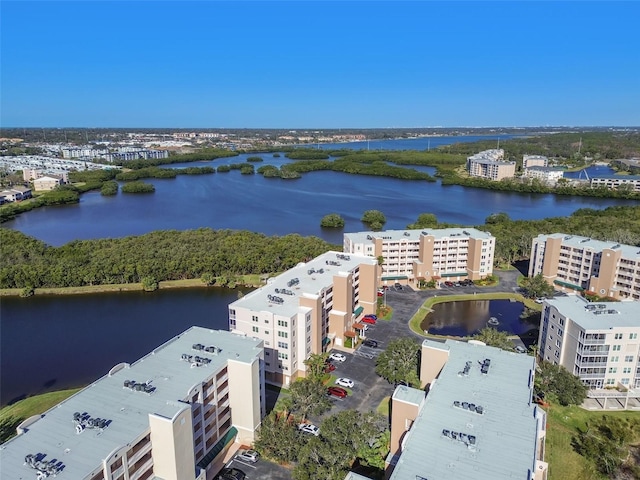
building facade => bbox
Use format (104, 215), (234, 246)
(529, 233), (640, 300)
(590, 175), (640, 192)
(228, 251), (378, 386)
(0, 327), (265, 480)
(466, 149), (516, 181)
(33, 175), (64, 191)
(383, 339), (547, 480)
(522, 166), (564, 184)
(538, 296), (640, 390)
(522, 155), (549, 169)
(343, 228), (495, 285)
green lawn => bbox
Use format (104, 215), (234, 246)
(545, 404), (640, 480)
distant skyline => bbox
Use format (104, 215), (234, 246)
(1, 1), (639, 128)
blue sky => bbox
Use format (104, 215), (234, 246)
(1, 1), (639, 128)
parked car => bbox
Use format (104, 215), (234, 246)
(335, 377), (354, 388)
(444, 281), (454, 287)
(377, 291), (384, 297)
(329, 352), (346, 362)
(364, 314), (377, 320)
(235, 449), (259, 463)
(216, 468), (246, 480)
(324, 362), (336, 372)
(363, 339), (378, 348)
(514, 345), (527, 354)
(298, 423), (320, 436)
(362, 317), (376, 325)
(327, 386), (348, 398)
(463, 279), (474, 286)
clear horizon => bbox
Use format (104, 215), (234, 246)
(2, 1), (639, 128)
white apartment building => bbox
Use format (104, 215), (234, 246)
(522, 155), (548, 169)
(522, 166), (564, 184)
(228, 251), (378, 386)
(538, 296), (640, 390)
(529, 233), (640, 300)
(590, 175), (640, 192)
(466, 149), (516, 181)
(343, 228), (495, 285)
(0, 327), (265, 480)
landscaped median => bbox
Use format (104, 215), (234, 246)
(408, 292), (541, 337)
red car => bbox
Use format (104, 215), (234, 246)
(324, 363), (336, 373)
(327, 386), (348, 398)
(362, 317), (376, 325)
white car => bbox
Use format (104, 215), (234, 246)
(514, 345), (527, 354)
(329, 352), (346, 362)
(235, 449), (259, 463)
(335, 377), (354, 388)
(297, 423), (320, 436)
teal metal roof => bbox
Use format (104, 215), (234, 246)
(353, 306), (364, 316)
(197, 426), (238, 469)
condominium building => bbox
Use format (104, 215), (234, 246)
(522, 155), (549, 169)
(529, 233), (640, 300)
(590, 175), (640, 192)
(384, 339), (547, 480)
(0, 327), (265, 480)
(467, 149), (516, 181)
(343, 228), (495, 285)
(522, 166), (564, 184)
(228, 251), (378, 386)
(33, 175), (64, 191)
(538, 296), (640, 389)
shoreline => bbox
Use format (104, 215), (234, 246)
(0, 277), (263, 297)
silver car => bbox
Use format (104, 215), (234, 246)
(235, 449), (259, 463)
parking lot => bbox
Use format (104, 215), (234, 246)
(226, 270), (523, 479)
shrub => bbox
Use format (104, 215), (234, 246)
(320, 213), (345, 228)
(100, 181), (118, 196)
(121, 181), (155, 194)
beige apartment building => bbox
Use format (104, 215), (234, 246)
(538, 296), (640, 390)
(343, 228), (495, 285)
(228, 251), (379, 386)
(466, 149), (516, 180)
(590, 175), (640, 192)
(382, 339), (547, 480)
(33, 175), (64, 191)
(522, 154), (549, 169)
(529, 233), (640, 300)
(0, 327), (265, 480)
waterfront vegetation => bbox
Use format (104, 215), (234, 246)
(2, 205), (639, 291)
(120, 181), (155, 193)
(0, 229), (335, 289)
(320, 213), (345, 228)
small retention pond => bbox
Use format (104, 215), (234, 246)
(420, 299), (539, 337)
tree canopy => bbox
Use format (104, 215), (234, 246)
(361, 210), (387, 231)
(472, 327), (516, 351)
(375, 337), (421, 386)
(535, 361), (588, 406)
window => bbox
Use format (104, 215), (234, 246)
(277, 341), (288, 349)
(611, 356), (619, 362)
(556, 339), (562, 348)
(606, 379), (615, 385)
(278, 331), (288, 338)
(614, 333), (623, 340)
(278, 320), (288, 327)
(609, 367), (617, 373)
(630, 333), (638, 340)
(278, 352), (288, 360)
(623, 367), (632, 374)
(264, 330), (269, 335)
(252, 326), (259, 333)
(252, 315), (258, 323)
(625, 356), (634, 362)
(621, 378), (630, 385)
(612, 345), (621, 351)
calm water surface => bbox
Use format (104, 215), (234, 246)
(0, 288), (242, 405)
(421, 299), (537, 337)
